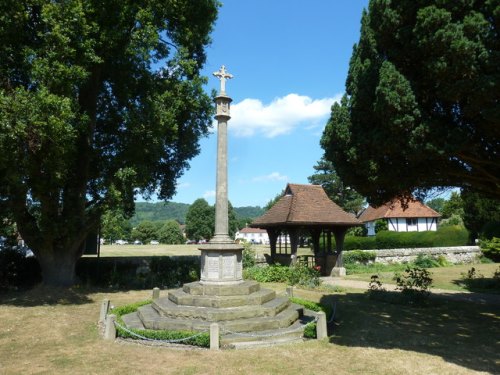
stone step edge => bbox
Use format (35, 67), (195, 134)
(152, 296), (290, 321)
(138, 304), (304, 333)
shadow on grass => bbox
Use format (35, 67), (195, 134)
(451, 277), (500, 295)
(0, 284), (155, 307)
(0, 285), (94, 306)
(320, 291), (500, 374)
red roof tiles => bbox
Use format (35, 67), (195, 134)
(358, 199), (440, 222)
(250, 183), (361, 228)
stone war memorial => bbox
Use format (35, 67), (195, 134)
(117, 66), (324, 349)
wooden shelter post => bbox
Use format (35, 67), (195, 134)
(266, 228), (278, 261)
(332, 227), (348, 276)
(310, 228), (321, 254)
(288, 227), (299, 264)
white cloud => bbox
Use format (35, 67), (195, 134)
(227, 93), (341, 138)
(252, 172), (289, 183)
(203, 190), (216, 199)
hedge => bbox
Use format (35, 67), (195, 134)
(319, 225), (469, 251)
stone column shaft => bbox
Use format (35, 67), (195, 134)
(214, 118), (229, 240)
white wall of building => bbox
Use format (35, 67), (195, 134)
(365, 217), (438, 235)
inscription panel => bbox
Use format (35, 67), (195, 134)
(222, 254), (235, 278)
(206, 253), (220, 279)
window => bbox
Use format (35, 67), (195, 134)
(406, 218), (417, 226)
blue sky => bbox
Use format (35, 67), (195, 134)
(168, 0), (370, 207)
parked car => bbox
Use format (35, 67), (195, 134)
(115, 239), (128, 245)
(133, 240), (143, 245)
(185, 240), (196, 244)
(150, 240), (159, 245)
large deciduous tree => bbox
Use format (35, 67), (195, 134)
(0, 0), (218, 285)
(321, 0), (499, 206)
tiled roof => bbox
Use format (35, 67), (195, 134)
(238, 227), (267, 234)
(250, 183), (361, 228)
(358, 199), (441, 222)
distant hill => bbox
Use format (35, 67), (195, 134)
(130, 202), (190, 226)
(233, 206), (265, 220)
(130, 202), (264, 226)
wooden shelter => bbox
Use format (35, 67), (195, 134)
(250, 183), (362, 275)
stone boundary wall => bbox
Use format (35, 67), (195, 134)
(359, 246), (481, 264)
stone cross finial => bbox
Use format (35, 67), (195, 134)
(213, 65), (233, 94)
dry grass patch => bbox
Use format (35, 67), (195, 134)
(0, 284), (498, 375)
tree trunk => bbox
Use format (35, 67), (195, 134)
(36, 246), (81, 287)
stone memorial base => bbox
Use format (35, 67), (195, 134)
(198, 243), (244, 285)
(121, 279), (318, 349)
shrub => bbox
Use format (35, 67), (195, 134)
(244, 264), (321, 288)
(413, 254), (450, 268)
(343, 250), (376, 264)
(481, 221), (500, 240)
(303, 322), (317, 339)
(287, 263), (321, 288)
(242, 242), (256, 268)
(393, 266), (433, 304)
(375, 219), (388, 233)
(480, 237), (500, 262)
(343, 236), (377, 250)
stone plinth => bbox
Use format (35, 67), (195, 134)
(198, 243), (244, 285)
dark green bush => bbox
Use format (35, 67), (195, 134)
(375, 219), (388, 233)
(480, 237), (500, 262)
(343, 236), (377, 250)
(343, 250), (376, 264)
(323, 226), (469, 252)
(432, 225), (470, 246)
(481, 221), (500, 240)
(243, 264), (321, 288)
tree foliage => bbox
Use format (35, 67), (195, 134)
(308, 156), (365, 214)
(185, 198), (214, 241)
(0, 0), (219, 285)
(462, 189), (500, 240)
(157, 220), (184, 244)
(101, 209), (132, 243)
(321, 0), (499, 206)
(131, 221), (161, 243)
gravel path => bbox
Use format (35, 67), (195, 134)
(321, 277), (500, 306)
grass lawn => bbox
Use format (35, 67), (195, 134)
(345, 263), (500, 293)
(0, 282), (498, 374)
(92, 244), (315, 257)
